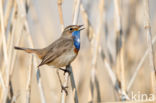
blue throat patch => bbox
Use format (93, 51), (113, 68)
(72, 31), (80, 50)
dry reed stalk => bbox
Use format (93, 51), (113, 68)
(104, 59), (118, 88)
(72, 0), (76, 19)
(72, 0), (80, 25)
(70, 1), (80, 102)
(0, 0), (11, 102)
(1, 0), (46, 102)
(26, 56), (33, 103)
(6, 1), (16, 51)
(0, 72), (5, 102)
(8, 3), (18, 76)
(0, 0), (16, 102)
(61, 66), (70, 103)
(25, 21), (46, 103)
(60, 0), (80, 103)
(80, 2), (129, 101)
(8, 0), (46, 102)
(56, 2), (67, 101)
(127, 36), (156, 91)
(8, 12), (23, 77)
(35, 69), (46, 103)
(57, 2), (69, 101)
(21, 0), (46, 102)
(103, 59), (129, 100)
(2, 1), (27, 102)
(69, 66), (78, 103)
(57, 0), (68, 102)
(81, 4), (107, 102)
(98, 46), (130, 100)
(80, 4), (93, 41)
(0, 0), (9, 77)
(6, 3), (25, 102)
(143, 0), (156, 97)
(114, 0), (127, 100)
(0, 0), (26, 102)
(87, 0), (104, 102)
(7, 14), (23, 103)
(4, 0), (13, 29)
(80, 5), (96, 102)
(57, 0), (64, 31)
(80, 2), (103, 102)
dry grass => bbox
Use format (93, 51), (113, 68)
(0, 0), (156, 103)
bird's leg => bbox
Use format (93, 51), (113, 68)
(59, 68), (71, 75)
(56, 70), (68, 95)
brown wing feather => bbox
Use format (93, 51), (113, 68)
(38, 37), (73, 67)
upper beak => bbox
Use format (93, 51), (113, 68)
(78, 25), (85, 31)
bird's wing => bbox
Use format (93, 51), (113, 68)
(38, 37), (73, 67)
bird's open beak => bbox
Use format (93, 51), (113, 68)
(78, 25), (85, 31)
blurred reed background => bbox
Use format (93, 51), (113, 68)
(0, 0), (156, 103)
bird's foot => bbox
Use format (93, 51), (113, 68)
(61, 86), (68, 96)
(59, 68), (71, 75)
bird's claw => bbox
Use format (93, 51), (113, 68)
(59, 68), (71, 75)
(61, 86), (68, 96)
(63, 69), (71, 75)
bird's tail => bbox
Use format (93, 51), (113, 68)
(14, 46), (38, 54)
(14, 46), (44, 59)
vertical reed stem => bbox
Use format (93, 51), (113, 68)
(144, 0), (156, 97)
(60, 0), (80, 103)
(58, 0), (64, 31)
(88, 0), (104, 102)
(0, 0), (11, 102)
(25, 21), (46, 103)
(26, 56), (33, 103)
(114, 0), (127, 100)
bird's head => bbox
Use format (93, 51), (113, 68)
(62, 25), (84, 37)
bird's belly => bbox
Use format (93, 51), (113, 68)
(48, 48), (78, 68)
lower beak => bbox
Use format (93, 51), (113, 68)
(78, 25), (85, 31)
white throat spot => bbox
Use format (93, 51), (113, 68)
(77, 38), (80, 43)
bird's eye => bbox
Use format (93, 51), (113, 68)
(69, 28), (73, 31)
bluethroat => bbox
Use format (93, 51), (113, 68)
(14, 25), (84, 94)
(15, 25), (84, 68)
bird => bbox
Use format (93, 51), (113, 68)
(15, 25), (84, 68)
(14, 25), (84, 94)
